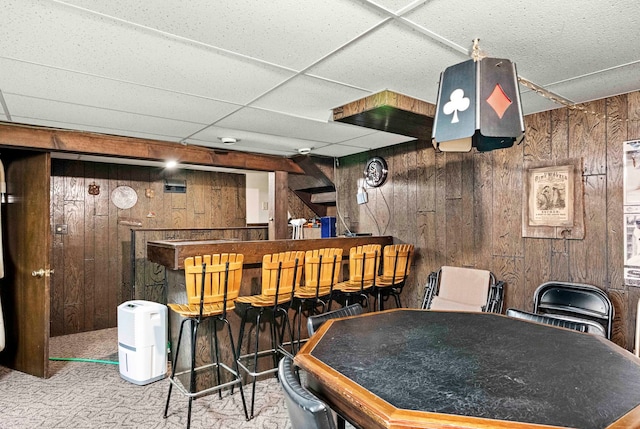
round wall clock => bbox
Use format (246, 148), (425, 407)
(111, 185), (138, 209)
(364, 156), (388, 188)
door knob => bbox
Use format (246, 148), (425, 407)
(32, 269), (54, 278)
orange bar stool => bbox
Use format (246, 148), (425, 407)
(371, 244), (414, 311)
(235, 250), (304, 419)
(329, 244), (381, 311)
(291, 247), (343, 352)
(163, 254), (248, 429)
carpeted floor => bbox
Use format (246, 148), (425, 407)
(0, 328), (292, 429)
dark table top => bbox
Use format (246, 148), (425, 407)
(295, 309), (640, 429)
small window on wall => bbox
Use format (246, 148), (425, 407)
(164, 179), (186, 193)
(624, 139), (640, 286)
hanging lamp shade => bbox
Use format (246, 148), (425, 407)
(432, 57), (525, 152)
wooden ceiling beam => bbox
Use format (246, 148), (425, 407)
(0, 122), (304, 174)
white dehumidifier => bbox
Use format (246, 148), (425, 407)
(117, 300), (167, 385)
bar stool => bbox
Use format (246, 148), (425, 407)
(371, 244), (414, 311)
(329, 244), (381, 311)
(235, 250), (304, 419)
(291, 247), (343, 352)
(163, 254), (248, 429)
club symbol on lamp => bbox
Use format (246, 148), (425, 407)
(443, 89), (470, 124)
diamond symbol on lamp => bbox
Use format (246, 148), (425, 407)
(443, 89), (470, 124)
(486, 84), (512, 119)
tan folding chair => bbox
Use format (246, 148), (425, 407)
(422, 266), (504, 313)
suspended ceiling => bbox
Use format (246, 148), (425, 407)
(1, 0), (639, 160)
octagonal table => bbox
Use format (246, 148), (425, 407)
(294, 309), (640, 429)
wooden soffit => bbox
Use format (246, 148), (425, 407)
(332, 90), (436, 141)
(0, 122), (303, 174)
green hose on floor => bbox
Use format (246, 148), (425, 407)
(49, 357), (118, 365)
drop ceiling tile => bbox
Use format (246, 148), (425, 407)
(404, 0), (640, 87)
(187, 125), (322, 157)
(519, 90), (564, 116)
(251, 75), (372, 122)
(339, 130), (416, 149)
(543, 63), (640, 105)
(1, 0), (294, 105)
(308, 20), (464, 103)
(60, 0), (389, 70)
(366, 0), (421, 13)
(312, 143), (373, 158)
(214, 107), (373, 143)
(0, 58), (242, 124)
(5, 94), (207, 140)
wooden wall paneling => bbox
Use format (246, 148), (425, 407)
(569, 175), (607, 285)
(190, 170), (206, 225)
(50, 162), (65, 337)
(405, 142), (418, 246)
(83, 162), (96, 332)
(627, 286), (640, 353)
(392, 146), (410, 238)
(549, 109), (571, 278)
(106, 164), (119, 326)
(607, 95), (628, 290)
(523, 111), (552, 162)
(63, 161), (85, 333)
(629, 91), (640, 138)
(444, 152), (462, 200)
(92, 162), (110, 329)
(169, 170), (187, 228)
(416, 140), (436, 213)
(566, 103), (606, 284)
(494, 255), (525, 312)
(473, 152), (495, 270)
(445, 197), (463, 267)
(460, 152), (475, 267)
(125, 167), (150, 298)
(609, 287), (629, 349)
(147, 169), (165, 228)
(235, 174), (247, 226)
(521, 111), (553, 298)
(337, 155), (358, 234)
(570, 100), (607, 175)
(374, 146), (394, 237)
(414, 211), (436, 307)
(492, 146), (524, 258)
(434, 152), (447, 269)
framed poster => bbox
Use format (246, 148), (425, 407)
(623, 139), (640, 285)
(527, 164), (574, 227)
(522, 158), (584, 240)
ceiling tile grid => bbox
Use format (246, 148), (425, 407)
(1, 0), (639, 159)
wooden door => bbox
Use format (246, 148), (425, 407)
(0, 151), (51, 377)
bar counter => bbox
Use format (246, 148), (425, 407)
(147, 235), (393, 269)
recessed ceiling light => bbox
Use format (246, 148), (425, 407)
(165, 160), (177, 169)
(219, 137), (238, 145)
(298, 147), (311, 155)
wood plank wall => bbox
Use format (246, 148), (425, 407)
(49, 159), (246, 336)
(335, 90), (640, 350)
